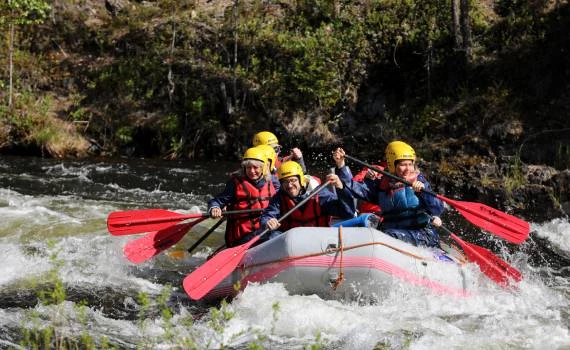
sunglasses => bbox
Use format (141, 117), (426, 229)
(272, 145), (283, 154)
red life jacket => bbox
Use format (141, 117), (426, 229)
(275, 156), (284, 169)
(352, 162), (386, 214)
(278, 191), (330, 231)
(359, 201), (381, 214)
(225, 175), (276, 245)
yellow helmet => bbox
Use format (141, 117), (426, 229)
(385, 141), (416, 173)
(252, 131), (279, 147)
(277, 161), (306, 186)
(242, 147), (267, 175)
(254, 144), (277, 172)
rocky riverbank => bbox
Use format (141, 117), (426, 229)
(1, 1), (568, 223)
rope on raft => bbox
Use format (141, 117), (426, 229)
(237, 231), (468, 291)
(331, 225), (345, 290)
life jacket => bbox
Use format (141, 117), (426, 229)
(225, 175), (276, 245)
(278, 189), (330, 231)
(275, 156), (284, 170)
(359, 200), (381, 214)
(377, 174), (430, 230)
(352, 163), (385, 214)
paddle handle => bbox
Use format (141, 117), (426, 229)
(345, 154), (530, 244)
(111, 208), (263, 227)
(256, 180), (333, 239)
(186, 218), (226, 255)
(344, 154), (437, 197)
(182, 179), (334, 300)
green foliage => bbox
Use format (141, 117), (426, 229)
(161, 113), (179, 135)
(116, 125), (134, 145)
(209, 299), (235, 334)
(137, 290), (152, 331)
(0, 0), (50, 26)
(157, 285), (175, 342)
(0, 0), (567, 166)
(306, 331), (327, 350)
(19, 241), (83, 349)
(504, 152), (527, 193)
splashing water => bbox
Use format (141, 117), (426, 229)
(0, 155), (568, 349)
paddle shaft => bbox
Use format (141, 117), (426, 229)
(345, 154), (431, 192)
(186, 217), (226, 255)
(107, 208), (265, 236)
(258, 180), (334, 239)
(111, 208), (263, 226)
(183, 180), (333, 300)
(344, 154), (530, 244)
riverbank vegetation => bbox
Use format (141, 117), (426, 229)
(1, 1), (569, 219)
(0, 0), (567, 164)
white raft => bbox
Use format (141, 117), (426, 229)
(201, 226), (476, 301)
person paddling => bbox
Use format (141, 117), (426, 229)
(351, 160), (387, 214)
(333, 141), (444, 247)
(253, 144), (281, 190)
(258, 161), (356, 243)
(207, 147), (277, 247)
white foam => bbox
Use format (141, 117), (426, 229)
(533, 218), (570, 253)
(183, 276), (569, 349)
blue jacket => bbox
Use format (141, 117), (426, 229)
(336, 165), (444, 247)
(336, 165), (443, 216)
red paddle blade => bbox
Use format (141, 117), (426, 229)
(107, 209), (202, 236)
(450, 233), (522, 287)
(183, 235), (260, 300)
(439, 196), (530, 244)
(123, 217), (208, 264)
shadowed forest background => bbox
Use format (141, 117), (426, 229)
(1, 0), (569, 220)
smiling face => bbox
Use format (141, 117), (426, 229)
(280, 176), (301, 197)
(244, 161), (264, 181)
(394, 159), (415, 177)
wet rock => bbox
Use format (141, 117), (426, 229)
(513, 184), (566, 222)
(550, 169), (570, 217)
(486, 119), (524, 142)
(426, 154), (569, 222)
(105, 0), (131, 16)
(527, 165), (557, 184)
(0, 289), (38, 309)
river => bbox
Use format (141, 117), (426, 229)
(0, 155), (568, 349)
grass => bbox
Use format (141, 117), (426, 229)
(16, 242), (330, 349)
(503, 152), (527, 193)
(0, 91), (91, 157)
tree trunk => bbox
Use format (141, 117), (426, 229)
(168, 17), (176, 105)
(460, 0), (472, 62)
(8, 9), (15, 109)
(451, 0), (461, 48)
(231, 0), (238, 114)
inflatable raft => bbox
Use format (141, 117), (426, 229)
(200, 226), (475, 301)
